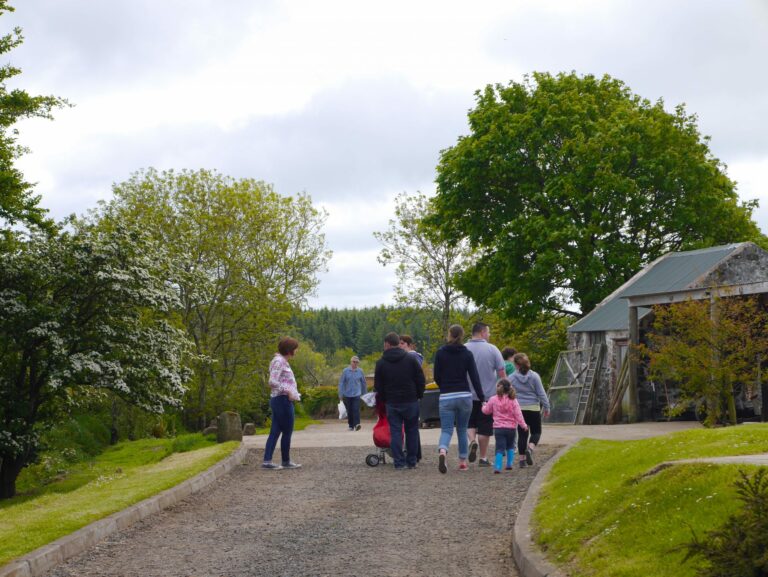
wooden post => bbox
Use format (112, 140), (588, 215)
(759, 354), (766, 423)
(628, 306), (639, 423)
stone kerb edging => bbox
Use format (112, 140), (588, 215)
(0, 442), (250, 577)
(513, 445), (571, 577)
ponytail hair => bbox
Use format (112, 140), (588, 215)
(496, 378), (515, 399)
(513, 352), (531, 375)
(446, 324), (464, 345)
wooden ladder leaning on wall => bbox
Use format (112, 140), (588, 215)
(575, 343), (604, 425)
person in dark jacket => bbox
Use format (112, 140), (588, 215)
(433, 324), (484, 473)
(374, 331), (426, 469)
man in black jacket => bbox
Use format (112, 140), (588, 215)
(374, 331), (426, 469)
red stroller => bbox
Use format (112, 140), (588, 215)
(365, 393), (393, 467)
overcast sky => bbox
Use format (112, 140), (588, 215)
(8, 0), (768, 308)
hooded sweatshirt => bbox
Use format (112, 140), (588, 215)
(481, 395), (528, 429)
(374, 346), (426, 404)
(510, 370), (550, 412)
(433, 343), (484, 402)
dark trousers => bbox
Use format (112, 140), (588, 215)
(386, 401), (420, 468)
(342, 396), (361, 428)
(264, 395), (294, 464)
(494, 427), (517, 454)
(518, 410), (542, 455)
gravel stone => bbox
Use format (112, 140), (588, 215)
(44, 445), (554, 577)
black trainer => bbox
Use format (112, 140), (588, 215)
(468, 440), (478, 463)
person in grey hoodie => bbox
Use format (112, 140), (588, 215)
(510, 352), (550, 467)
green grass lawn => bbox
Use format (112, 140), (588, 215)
(254, 415), (321, 435)
(0, 435), (239, 566)
(534, 424), (768, 577)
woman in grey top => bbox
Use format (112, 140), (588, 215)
(510, 353), (550, 468)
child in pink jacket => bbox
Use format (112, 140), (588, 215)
(482, 378), (529, 473)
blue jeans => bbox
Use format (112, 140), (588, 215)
(494, 427), (517, 454)
(386, 401), (420, 468)
(342, 396), (361, 429)
(264, 395), (294, 464)
(438, 396), (473, 459)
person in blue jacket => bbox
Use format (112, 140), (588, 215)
(339, 356), (367, 431)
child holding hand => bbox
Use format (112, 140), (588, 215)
(481, 378), (528, 473)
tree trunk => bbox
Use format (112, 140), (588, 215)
(0, 455), (25, 499)
(110, 396), (119, 444)
(725, 376), (737, 426)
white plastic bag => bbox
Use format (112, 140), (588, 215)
(361, 391), (377, 408)
(338, 400), (347, 420)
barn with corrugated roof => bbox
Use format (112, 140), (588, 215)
(548, 242), (768, 424)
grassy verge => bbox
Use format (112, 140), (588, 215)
(254, 415), (321, 435)
(534, 424), (768, 577)
(0, 435), (238, 566)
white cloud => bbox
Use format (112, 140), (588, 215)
(7, 0), (768, 308)
(729, 156), (768, 233)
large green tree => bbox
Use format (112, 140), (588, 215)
(94, 169), (331, 427)
(0, 224), (190, 498)
(0, 1), (66, 232)
(431, 72), (766, 320)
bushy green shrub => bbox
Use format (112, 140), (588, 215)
(17, 414), (112, 491)
(682, 468), (768, 576)
(44, 413), (111, 457)
(300, 385), (377, 419)
(301, 386), (339, 417)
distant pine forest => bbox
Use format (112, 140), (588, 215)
(292, 306), (445, 360)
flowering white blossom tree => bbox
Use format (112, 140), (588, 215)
(0, 224), (190, 498)
(95, 169), (331, 428)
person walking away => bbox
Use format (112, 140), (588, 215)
(339, 356), (367, 431)
(482, 378), (528, 473)
(502, 347), (517, 378)
(399, 334), (424, 366)
(510, 353), (550, 467)
(263, 337), (302, 470)
(374, 332), (426, 469)
(432, 324), (484, 473)
(465, 322), (506, 467)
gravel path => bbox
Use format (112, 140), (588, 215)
(45, 444), (554, 577)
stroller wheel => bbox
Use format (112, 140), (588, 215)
(366, 454), (380, 467)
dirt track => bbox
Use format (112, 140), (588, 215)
(45, 444), (554, 577)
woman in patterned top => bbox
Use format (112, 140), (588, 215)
(262, 337), (302, 470)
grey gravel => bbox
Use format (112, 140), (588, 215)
(45, 445), (554, 577)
